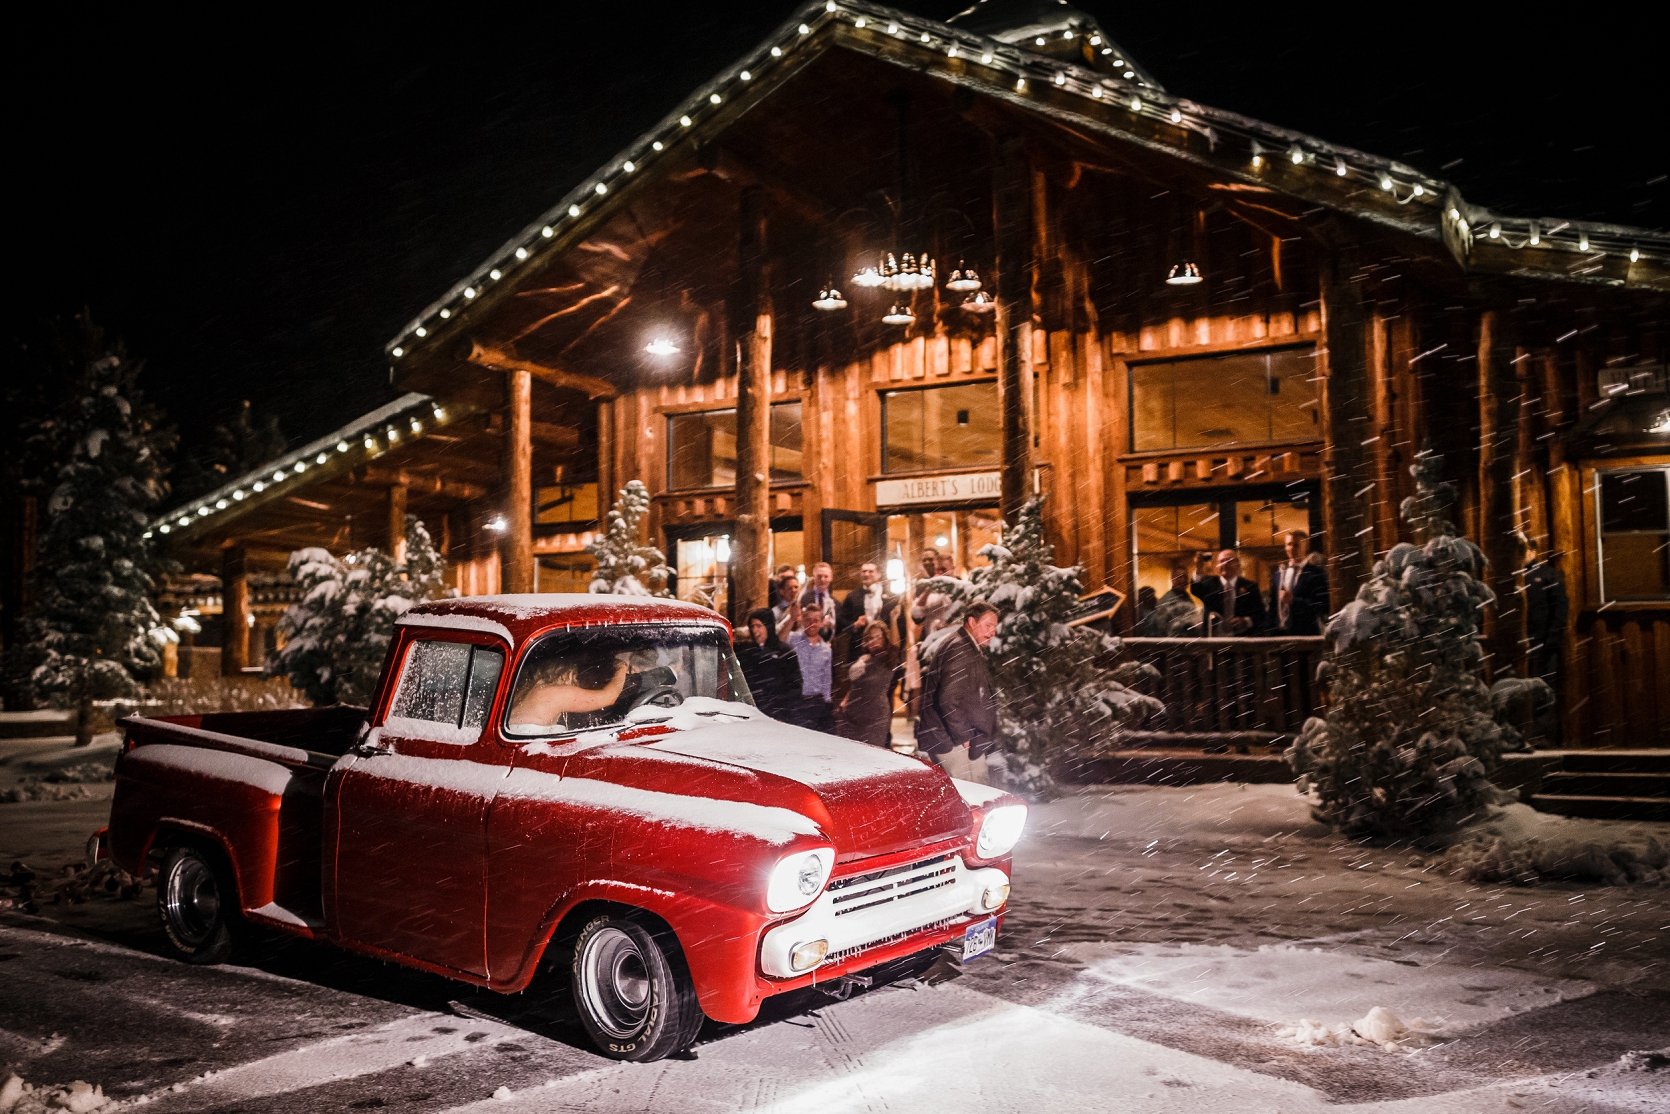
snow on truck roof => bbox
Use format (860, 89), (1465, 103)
(399, 594), (728, 647)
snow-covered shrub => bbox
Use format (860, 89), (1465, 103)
(924, 497), (1162, 798)
(586, 480), (671, 596)
(6, 322), (176, 745)
(272, 516), (448, 706)
(1286, 452), (1550, 841)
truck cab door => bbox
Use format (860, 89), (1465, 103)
(326, 636), (506, 977)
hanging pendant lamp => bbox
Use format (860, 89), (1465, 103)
(881, 303), (916, 325)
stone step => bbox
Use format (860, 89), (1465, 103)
(1538, 771), (1670, 799)
(1528, 794), (1670, 822)
(0, 710), (78, 739)
(1557, 749), (1670, 774)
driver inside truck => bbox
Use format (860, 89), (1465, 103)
(506, 649), (630, 731)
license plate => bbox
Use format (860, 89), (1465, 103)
(960, 916), (997, 963)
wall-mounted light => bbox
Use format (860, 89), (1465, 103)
(487, 515), (509, 533)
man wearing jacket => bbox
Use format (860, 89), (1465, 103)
(1268, 530), (1331, 635)
(914, 601), (1000, 784)
(1196, 549), (1268, 636)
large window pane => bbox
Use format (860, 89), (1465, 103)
(668, 402), (802, 490)
(1599, 469), (1670, 602)
(1130, 346), (1318, 452)
(1133, 503), (1220, 600)
(883, 382), (1001, 473)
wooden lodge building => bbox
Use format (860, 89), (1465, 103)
(133, 0), (1669, 750)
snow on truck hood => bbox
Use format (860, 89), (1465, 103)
(636, 705), (930, 787)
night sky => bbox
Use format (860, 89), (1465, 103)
(11, 2), (1664, 478)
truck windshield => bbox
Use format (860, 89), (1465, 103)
(503, 623), (754, 737)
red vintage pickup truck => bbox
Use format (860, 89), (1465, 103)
(99, 596), (1025, 1061)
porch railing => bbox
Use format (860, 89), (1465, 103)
(1112, 636), (1327, 749)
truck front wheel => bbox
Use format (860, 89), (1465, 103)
(571, 913), (704, 1061)
(158, 845), (236, 965)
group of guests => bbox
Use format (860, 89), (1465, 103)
(1137, 529), (1330, 637)
(735, 560), (905, 745)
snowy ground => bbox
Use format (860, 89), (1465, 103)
(2, 768), (1668, 1112)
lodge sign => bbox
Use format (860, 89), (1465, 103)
(874, 471), (1002, 507)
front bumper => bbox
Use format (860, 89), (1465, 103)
(760, 853), (1010, 978)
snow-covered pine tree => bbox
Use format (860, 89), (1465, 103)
(1285, 451), (1549, 840)
(586, 480), (672, 596)
(10, 320), (176, 743)
(925, 496), (1162, 797)
(273, 515), (448, 706)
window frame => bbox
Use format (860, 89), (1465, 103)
(663, 401), (805, 492)
(379, 631), (511, 747)
(1594, 463), (1670, 605)
(878, 378), (1003, 476)
(1125, 342), (1320, 455)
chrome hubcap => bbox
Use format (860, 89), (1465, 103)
(164, 855), (220, 946)
(579, 927), (651, 1039)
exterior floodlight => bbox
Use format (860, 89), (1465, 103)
(646, 338), (681, 355)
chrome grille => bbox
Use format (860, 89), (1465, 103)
(827, 852), (956, 917)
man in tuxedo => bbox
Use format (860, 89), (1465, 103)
(1268, 530), (1331, 635)
(1197, 549), (1267, 636)
(836, 561), (897, 658)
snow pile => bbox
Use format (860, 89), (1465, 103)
(0, 780), (102, 804)
(1440, 802), (1670, 886)
(0, 1074), (112, 1113)
(1276, 1006), (1447, 1053)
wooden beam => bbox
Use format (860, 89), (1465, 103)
(732, 186), (772, 623)
(221, 545), (249, 677)
(994, 136), (1034, 522)
(356, 468), (487, 502)
(503, 369), (535, 593)
(1317, 244), (1375, 612)
(469, 341), (616, 400)
(1477, 311), (1522, 679)
(387, 483), (408, 564)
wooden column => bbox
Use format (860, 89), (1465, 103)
(1317, 245), (1375, 612)
(1368, 312), (1399, 551)
(1515, 347), (1547, 549)
(387, 482), (408, 564)
(1477, 311), (1522, 678)
(1541, 350), (1583, 742)
(503, 368), (534, 594)
(220, 544), (249, 676)
(732, 186), (772, 621)
(993, 137), (1033, 522)
(597, 400), (615, 510)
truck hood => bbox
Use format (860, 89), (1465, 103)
(628, 714), (972, 860)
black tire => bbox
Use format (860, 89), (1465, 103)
(570, 913), (704, 1061)
(157, 845), (237, 965)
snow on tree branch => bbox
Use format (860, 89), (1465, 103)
(586, 480), (672, 597)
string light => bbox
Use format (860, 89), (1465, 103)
(315, 452), (328, 464)
(1290, 147), (1304, 165)
(433, 405), (446, 420)
(738, 72), (750, 83)
(233, 490), (246, 500)
(1412, 184), (1424, 196)
(515, 247), (528, 260)
(159, 525), (170, 534)
(981, 52), (993, 63)
(464, 287), (477, 298)
(1170, 107), (1182, 123)
(1579, 232), (1590, 251)
(948, 45), (958, 57)
(198, 506), (211, 516)
(364, 436), (376, 450)
(679, 115), (692, 127)
(709, 93), (721, 105)
(440, 308), (451, 318)
(294, 461), (306, 473)
(853, 18), (865, 28)
(1529, 223), (1540, 246)
(1016, 77), (1026, 91)
(337, 441), (349, 452)
(799, 22), (810, 34)
(391, 346), (404, 357)
(215, 499), (228, 510)
(568, 205), (580, 217)
(653, 140), (665, 150)
(1250, 140), (1263, 168)
(1055, 72), (1067, 86)
(1130, 96), (1142, 111)
(489, 269), (501, 280)
(1488, 222), (1501, 239)
(1380, 175), (1393, 190)
(1092, 86), (1102, 99)
(1335, 160), (1348, 177)
(252, 482), (265, 493)
(410, 419), (422, 433)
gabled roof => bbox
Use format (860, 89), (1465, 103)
(384, 0), (1669, 369)
(947, 0), (1164, 89)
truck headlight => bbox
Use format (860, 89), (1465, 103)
(975, 804), (1027, 859)
(766, 848), (834, 913)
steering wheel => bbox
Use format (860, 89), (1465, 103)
(631, 685), (685, 710)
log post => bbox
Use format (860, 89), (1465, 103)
(732, 186), (772, 621)
(503, 368), (534, 594)
(387, 482), (408, 564)
(221, 544), (249, 676)
(597, 400), (615, 513)
(1477, 311), (1522, 678)
(1317, 245), (1375, 612)
(993, 137), (1033, 522)
(1368, 312), (1399, 551)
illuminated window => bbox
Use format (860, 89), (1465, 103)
(1598, 468), (1670, 602)
(882, 382), (1000, 473)
(1130, 346), (1318, 452)
(667, 402), (802, 490)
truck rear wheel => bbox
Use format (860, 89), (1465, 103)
(158, 845), (236, 965)
(571, 913), (704, 1061)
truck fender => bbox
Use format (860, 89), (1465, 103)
(508, 878), (768, 1025)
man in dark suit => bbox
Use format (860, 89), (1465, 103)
(797, 562), (837, 640)
(1268, 530), (1331, 635)
(835, 560), (898, 659)
(915, 601), (1000, 785)
(1197, 549), (1268, 636)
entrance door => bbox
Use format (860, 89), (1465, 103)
(821, 509), (887, 591)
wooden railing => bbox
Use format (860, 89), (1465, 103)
(1112, 636), (1327, 750)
